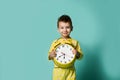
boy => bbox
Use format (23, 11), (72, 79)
(48, 14), (83, 80)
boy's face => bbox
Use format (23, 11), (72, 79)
(58, 21), (72, 38)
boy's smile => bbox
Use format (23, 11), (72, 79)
(58, 21), (72, 38)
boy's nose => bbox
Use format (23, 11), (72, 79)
(63, 29), (67, 32)
(63, 28), (67, 31)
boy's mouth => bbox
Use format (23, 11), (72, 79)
(63, 32), (68, 34)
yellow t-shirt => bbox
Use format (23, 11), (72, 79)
(49, 37), (82, 79)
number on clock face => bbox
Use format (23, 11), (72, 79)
(55, 44), (74, 64)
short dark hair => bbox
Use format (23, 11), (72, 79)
(57, 15), (73, 31)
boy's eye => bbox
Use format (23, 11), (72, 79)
(59, 26), (71, 29)
(60, 27), (64, 29)
(66, 26), (70, 29)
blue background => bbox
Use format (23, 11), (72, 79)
(0, 0), (120, 80)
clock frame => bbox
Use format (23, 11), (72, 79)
(53, 44), (76, 68)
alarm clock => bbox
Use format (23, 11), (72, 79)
(53, 44), (76, 68)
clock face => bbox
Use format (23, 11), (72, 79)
(55, 44), (75, 64)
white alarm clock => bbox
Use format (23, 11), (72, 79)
(53, 44), (76, 68)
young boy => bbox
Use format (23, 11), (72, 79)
(48, 14), (83, 80)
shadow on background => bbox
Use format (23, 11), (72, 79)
(76, 44), (107, 80)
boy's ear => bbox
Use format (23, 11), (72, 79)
(71, 26), (73, 31)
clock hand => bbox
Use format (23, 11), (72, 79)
(61, 52), (66, 59)
(58, 53), (64, 57)
(61, 52), (65, 55)
(63, 55), (65, 59)
(57, 52), (65, 58)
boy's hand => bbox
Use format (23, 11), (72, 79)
(72, 49), (80, 59)
(49, 50), (56, 60)
(72, 49), (77, 55)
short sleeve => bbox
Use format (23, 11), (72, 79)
(76, 41), (83, 59)
(48, 40), (57, 55)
